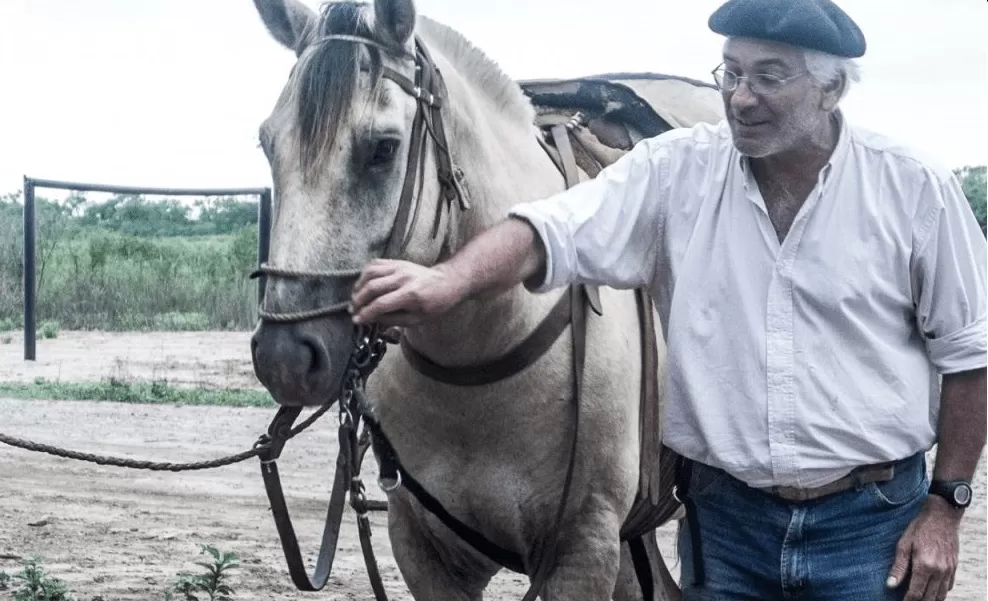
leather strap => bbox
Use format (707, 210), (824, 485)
(399, 290), (571, 386)
(367, 419), (528, 573)
(635, 290), (662, 505)
(675, 457), (705, 586)
(761, 462), (897, 502)
(380, 37), (468, 260)
(257, 419), (350, 591)
(627, 536), (655, 601)
(551, 124), (581, 189)
(521, 283), (586, 599)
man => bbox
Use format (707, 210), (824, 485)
(349, 0), (987, 598)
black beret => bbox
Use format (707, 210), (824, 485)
(708, 0), (866, 58)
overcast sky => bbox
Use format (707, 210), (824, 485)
(1, 0), (985, 199)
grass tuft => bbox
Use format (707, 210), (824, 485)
(0, 378), (274, 408)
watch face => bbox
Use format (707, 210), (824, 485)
(953, 484), (973, 506)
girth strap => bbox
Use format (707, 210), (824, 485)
(366, 414), (527, 574)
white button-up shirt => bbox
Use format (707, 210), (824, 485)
(509, 115), (987, 488)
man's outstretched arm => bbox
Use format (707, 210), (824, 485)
(350, 134), (670, 327)
(349, 217), (545, 327)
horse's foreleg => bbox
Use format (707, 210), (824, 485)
(387, 493), (496, 601)
(537, 513), (624, 601)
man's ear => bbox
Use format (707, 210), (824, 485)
(820, 72), (846, 111)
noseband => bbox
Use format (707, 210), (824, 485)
(250, 33), (469, 324)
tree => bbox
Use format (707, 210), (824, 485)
(953, 165), (986, 234)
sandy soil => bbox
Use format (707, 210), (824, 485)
(0, 330), (262, 389)
(0, 331), (984, 600)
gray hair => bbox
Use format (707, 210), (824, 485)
(803, 48), (861, 101)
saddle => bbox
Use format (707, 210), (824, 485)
(519, 72), (725, 539)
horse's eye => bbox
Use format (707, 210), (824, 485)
(370, 139), (400, 166)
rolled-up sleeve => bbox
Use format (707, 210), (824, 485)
(911, 170), (988, 374)
(508, 136), (669, 293)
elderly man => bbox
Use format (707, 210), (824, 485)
(349, 0), (987, 599)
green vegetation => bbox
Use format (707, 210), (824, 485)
(165, 545), (241, 601)
(0, 546), (242, 601)
(0, 191), (260, 331)
(0, 556), (77, 601)
(0, 378), (274, 408)
(954, 165), (986, 233)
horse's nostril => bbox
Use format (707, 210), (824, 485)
(299, 333), (327, 375)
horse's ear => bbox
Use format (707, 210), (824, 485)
(252, 0), (317, 55)
(373, 0), (416, 48)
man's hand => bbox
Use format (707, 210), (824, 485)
(886, 497), (962, 601)
(349, 259), (469, 327)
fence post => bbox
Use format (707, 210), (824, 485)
(257, 188), (272, 306)
(23, 177), (36, 361)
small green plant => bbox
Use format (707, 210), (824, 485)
(39, 320), (60, 339)
(0, 569), (11, 589)
(164, 545), (240, 601)
(6, 556), (77, 601)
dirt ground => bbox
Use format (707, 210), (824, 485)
(0, 331), (985, 600)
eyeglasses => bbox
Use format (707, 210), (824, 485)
(711, 64), (808, 96)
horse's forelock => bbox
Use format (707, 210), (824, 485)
(294, 1), (382, 184)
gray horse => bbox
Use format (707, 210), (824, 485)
(248, 0), (714, 598)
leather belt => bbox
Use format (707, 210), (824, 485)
(759, 461), (898, 502)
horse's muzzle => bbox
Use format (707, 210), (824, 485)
(251, 321), (348, 406)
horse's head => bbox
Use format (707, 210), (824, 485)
(249, 0), (466, 406)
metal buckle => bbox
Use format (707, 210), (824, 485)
(379, 470), (403, 494)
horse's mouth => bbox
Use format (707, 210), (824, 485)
(251, 322), (350, 407)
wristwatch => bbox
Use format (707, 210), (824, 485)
(929, 479), (973, 509)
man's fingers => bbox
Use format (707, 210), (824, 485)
(919, 573), (944, 601)
(350, 273), (402, 310)
(936, 576), (951, 601)
(353, 259), (398, 292)
(887, 539), (913, 589)
(352, 288), (418, 325)
(903, 564), (930, 601)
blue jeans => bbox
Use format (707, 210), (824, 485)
(678, 452), (928, 601)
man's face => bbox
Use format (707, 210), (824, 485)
(720, 37), (832, 158)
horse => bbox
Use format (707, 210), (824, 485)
(248, 0), (710, 598)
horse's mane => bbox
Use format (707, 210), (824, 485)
(292, 1), (376, 183)
(290, 2), (534, 182)
(416, 16), (535, 125)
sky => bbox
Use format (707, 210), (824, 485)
(0, 0), (985, 200)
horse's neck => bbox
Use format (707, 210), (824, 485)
(403, 35), (567, 366)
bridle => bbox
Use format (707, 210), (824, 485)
(250, 33), (469, 324)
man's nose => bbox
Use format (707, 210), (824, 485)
(729, 81), (759, 113)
